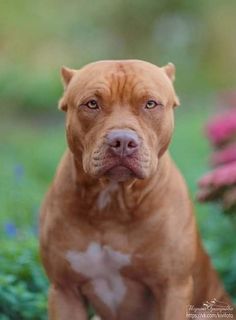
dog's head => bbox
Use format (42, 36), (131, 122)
(59, 60), (179, 182)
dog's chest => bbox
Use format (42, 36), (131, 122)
(66, 242), (131, 313)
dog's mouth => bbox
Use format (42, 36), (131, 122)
(106, 165), (135, 181)
(97, 156), (146, 181)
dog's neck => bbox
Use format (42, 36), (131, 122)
(65, 150), (173, 223)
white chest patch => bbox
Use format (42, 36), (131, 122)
(66, 242), (131, 313)
(97, 182), (119, 210)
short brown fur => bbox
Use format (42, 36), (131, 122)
(40, 60), (234, 320)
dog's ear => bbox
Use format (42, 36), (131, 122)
(59, 66), (76, 112)
(162, 62), (180, 108)
(162, 62), (176, 82)
(61, 66), (76, 88)
(173, 95), (180, 108)
(58, 95), (68, 112)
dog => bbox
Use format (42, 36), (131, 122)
(40, 60), (235, 320)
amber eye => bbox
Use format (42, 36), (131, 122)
(145, 100), (162, 109)
(86, 100), (99, 109)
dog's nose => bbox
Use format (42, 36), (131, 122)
(106, 129), (140, 157)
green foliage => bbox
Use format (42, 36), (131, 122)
(199, 205), (236, 300)
(0, 237), (48, 320)
(0, 64), (61, 113)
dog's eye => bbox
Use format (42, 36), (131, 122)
(145, 100), (162, 109)
(86, 100), (99, 109)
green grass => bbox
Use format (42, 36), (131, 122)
(0, 117), (65, 229)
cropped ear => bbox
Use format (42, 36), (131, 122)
(162, 62), (176, 82)
(61, 66), (76, 88)
(173, 95), (180, 108)
(58, 96), (68, 111)
(162, 62), (180, 107)
(58, 66), (77, 112)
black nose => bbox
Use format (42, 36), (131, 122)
(106, 129), (140, 157)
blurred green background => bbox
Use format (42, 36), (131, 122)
(1, 0), (236, 319)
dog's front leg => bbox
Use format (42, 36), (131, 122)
(48, 284), (88, 320)
(152, 276), (193, 320)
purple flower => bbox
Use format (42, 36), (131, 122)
(14, 164), (25, 182)
(4, 222), (17, 237)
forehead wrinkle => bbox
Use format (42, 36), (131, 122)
(110, 63), (141, 104)
(109, 71), (142, 105)
(122, 74), (157, 104)
(75, 80), (112, 102)
(117, 64), (129, 103)
(108, 71), (126, 104)
(131, 73), (174, 102)
(119, 73), (128, 103)
(129, 79), (146, 99)
(112, 77), (120, 102)
(89, 81), (112, 98)
(109, 72), (118, 102)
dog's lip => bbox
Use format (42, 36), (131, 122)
(105, 165), (136, 181)
(97, 156), (145, 179)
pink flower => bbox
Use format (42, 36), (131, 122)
(197, 162), (236, 204)
(198, 161), (236, 188)
(206, 109), (236, 146)
(197, 97), (236, 213)
(211, 144), (236, 166)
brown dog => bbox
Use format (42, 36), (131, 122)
(40, 60), (235, 320)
